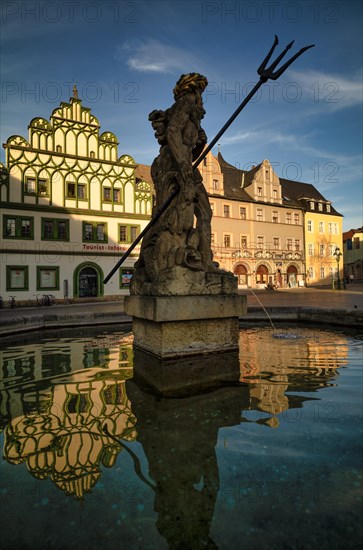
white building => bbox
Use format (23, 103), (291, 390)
(0, 91), (152, 304)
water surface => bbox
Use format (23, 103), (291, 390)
(0, 325), (362, 549)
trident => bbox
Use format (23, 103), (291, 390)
(104, 36), (314, 284)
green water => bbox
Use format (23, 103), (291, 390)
(0, 325), (362, 549)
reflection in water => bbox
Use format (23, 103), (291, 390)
(0, 325), (361, 549)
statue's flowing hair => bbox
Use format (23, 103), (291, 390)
(173, 73), (208, 100)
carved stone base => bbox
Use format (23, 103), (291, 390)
(124, 294), (247, 358)
(130, 266), (238, 296)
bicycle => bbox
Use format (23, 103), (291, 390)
(34, 294), (41, 306)
(9, 296), (16, 308)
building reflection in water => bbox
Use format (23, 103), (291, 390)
(0, 326), (349, 547)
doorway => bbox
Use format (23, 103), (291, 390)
(79, 267), (98, 297)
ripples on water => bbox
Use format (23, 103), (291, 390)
(0, 325), (362, 549)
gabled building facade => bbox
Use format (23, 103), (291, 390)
(0, 92), (152, 304)
(199, 152), (343, 288)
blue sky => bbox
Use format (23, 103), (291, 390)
(1, 0), (362, 230)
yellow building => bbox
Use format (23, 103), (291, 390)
(200, 152), (343, 288)
(0, 91), (152, 304)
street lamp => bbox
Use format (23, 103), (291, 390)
(333, 246), (342, 290)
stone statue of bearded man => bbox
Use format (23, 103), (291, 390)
(131, 73), (236, 296)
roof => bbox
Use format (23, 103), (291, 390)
(218, 151), (342, 215)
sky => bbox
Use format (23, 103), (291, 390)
(1, 0), (362, 231)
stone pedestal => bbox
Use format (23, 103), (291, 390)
(124, 294), (247, 358)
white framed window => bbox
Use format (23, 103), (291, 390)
(286, 213), (292, 224)
(223, 234), (231, 247)
(223, 204), (230, 218)
(257, 236), (264, 249)
(320, 244), (325, 256)
(240, 207), (247, 219)
(308, 243), (314, 256)
(272, 211), (278, 223)
(319, 221), (324, 233)
(307, 220), (313, 232)
(256, 208), (263, 221)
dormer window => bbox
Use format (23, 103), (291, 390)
(326, 204), (331, 212)
(318, 202), (323, 211)
(310, 201), (315, 210)
(257, 187), (262, 197)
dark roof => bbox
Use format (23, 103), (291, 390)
(343, 227), (363, 241)
(218, 152), (342, 215)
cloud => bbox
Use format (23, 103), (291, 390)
(288, 69), (363, 111)
(116, 39), (200, 74)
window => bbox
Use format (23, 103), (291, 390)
(320, 244), (325, 256)
(25, 177), (49, 196)
(56, 145), (62, 153)
(37, 267), (59, 290)
(240, 207), (246, 220)
(223, 205), (230, 218)
(103, 187), (121, 203)
(4, 215), (34, 239)
(113, 189), (121, 203)
(272, 211), (278, 223)
(286, 213), (292, 224)
(256, 209), (263, 221)
(326, 204), (331, 212)
(257, 236), (264, 249)
(83, 222), (107, 242)
(38, 179), (48, 196)
(318, 202), (323, 211)
(328, 223), (333, 234)
(103, 187), (111, 202)
(257, 187), (262, 197)
(294, 213), (300, 225)
(78, 184), (86, 199)
(319, 221), (324, 233)
(273, 189), (278, 199)
(287, 238), (293, 251)
(41, 218), (69, 241)
(308, 267), (314, 279)
(212, 179), (218, 190)
(210, 202), (214, 213)
(310, 201), (315, 210)
(6, 266), (29, 291)
(90, 151), (95, 158)
(295, 239), (300, 251)
(328, 245), (335, 257)
(320, 267), (325, 279)
(266, 170), (270, 181)
(273, 237), (280, 249)
(241, 235), (247, 248)
(66, 182), (87, 199)
(308, 243), (314, 256)
(118, 224), (140, 243)
(223, 234), (231, 247)
(307, 220), (313, 232)
(354, 237), (360, 249)
(25, 177), (36, 194)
